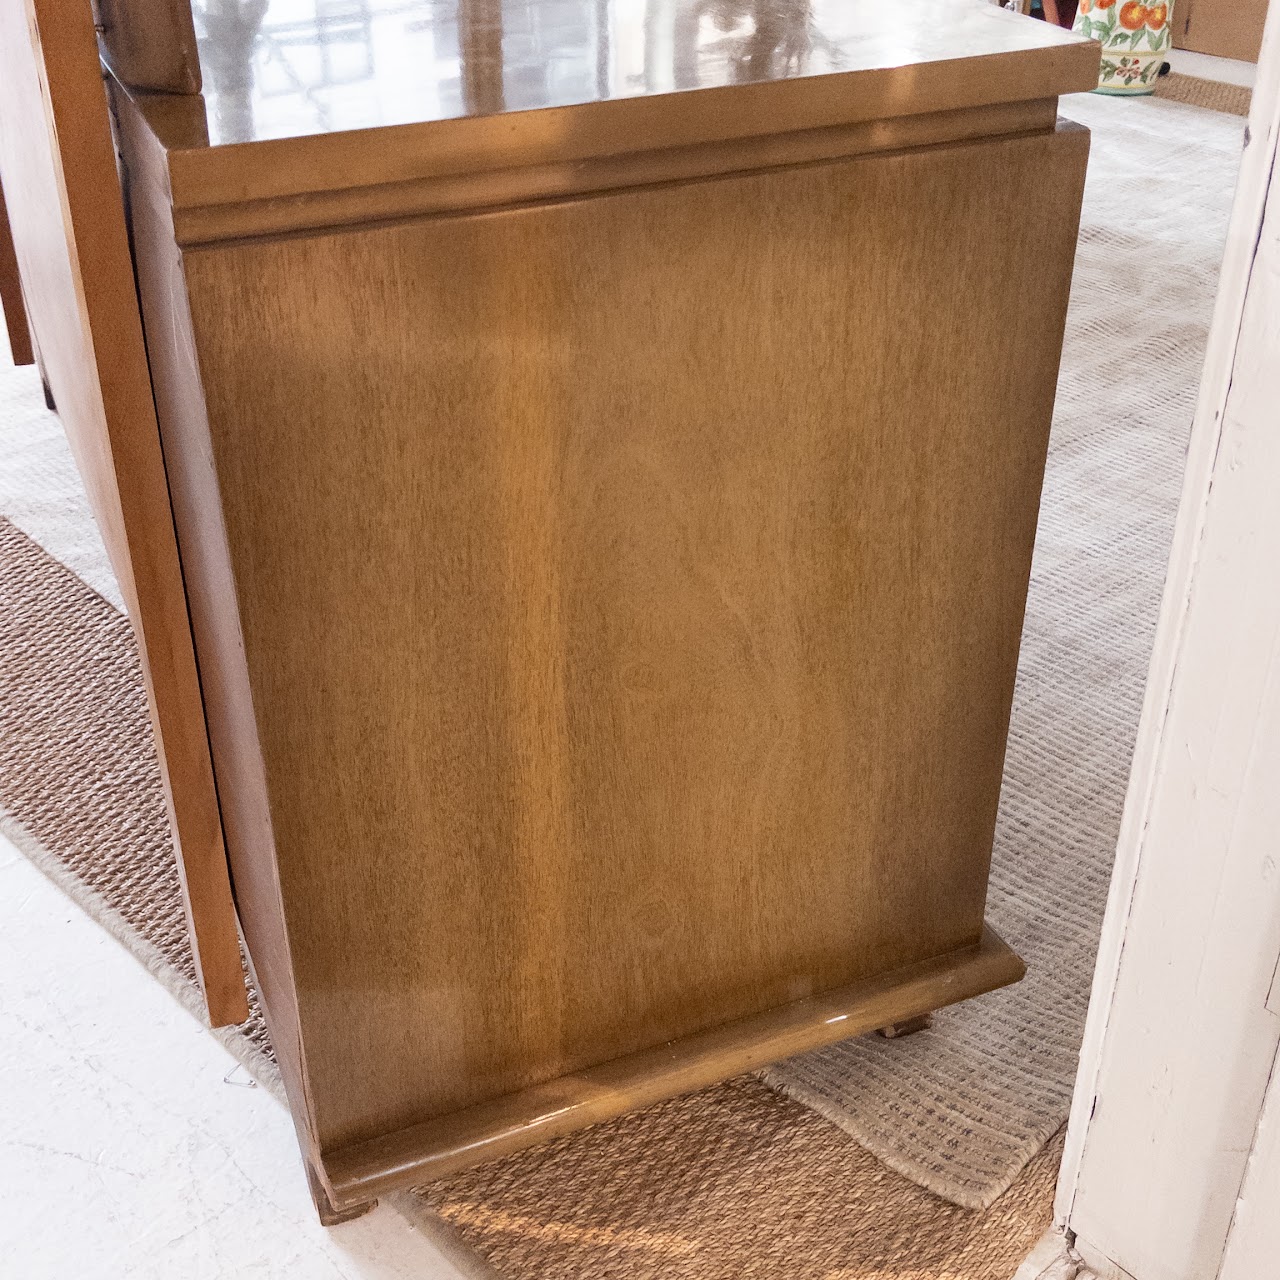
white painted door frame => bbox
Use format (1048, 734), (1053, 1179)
(1217, 1046), (1280, 1280)
(1051, 8), (1280, 1278)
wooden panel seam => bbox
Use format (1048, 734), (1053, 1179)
(110, 69), (325, 1164)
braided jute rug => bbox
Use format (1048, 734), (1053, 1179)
(0, 90), (1242, 1267)
(1153, 71), (1251, 117)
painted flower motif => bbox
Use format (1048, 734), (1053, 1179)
(1118, 1), (1148, 29)
(1145, 2), (1168, 28)
(1095, 0), (1117, 8)
(1079, 0), (1092, 11)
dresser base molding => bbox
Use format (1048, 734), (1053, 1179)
(305, 1157), (378, 1226)
(126, 96), (1066, 248)
(318, 927), (1023, 1209)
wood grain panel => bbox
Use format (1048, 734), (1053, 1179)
(172, 123), (1088, 1155)
(93, 0), (201, 93)
(1175, 0), (1268, 63)
(0, 0), (245, 1024)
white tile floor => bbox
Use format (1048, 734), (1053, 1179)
(0, 835), (466, 1279)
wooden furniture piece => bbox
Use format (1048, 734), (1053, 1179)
(1175, 0), (1269, 64)
(0, 0), (247, 1025)
(102, 0), (1096, 1222)
(92, 0), (203, 93)
(1040, 0), (1081, 30)
(0, 178), (35, 366)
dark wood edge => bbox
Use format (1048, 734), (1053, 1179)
(0, 178), (35, 365)
(94, 0), (202, 94)
(110, 66), (325, 1157)
(321, 924), (1025, 1207)
(121, 39), (1101, 215)
(305, 1153), (377, 1225)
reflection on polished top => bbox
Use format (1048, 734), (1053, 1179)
(190, 0), (1089, 146)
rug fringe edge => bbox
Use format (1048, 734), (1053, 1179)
(756, 1065), (1039, 1211)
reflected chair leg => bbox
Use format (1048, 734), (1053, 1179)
(877, 1013), (934, 1039)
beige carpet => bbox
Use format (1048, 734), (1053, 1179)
(0, 91), (1244, 1260)
(0, 357), (123, 610)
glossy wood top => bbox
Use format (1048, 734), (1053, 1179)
(117, 1), (1096, 237)
(185, 0), (1092, 147)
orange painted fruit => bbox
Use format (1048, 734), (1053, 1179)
(1118, 0), (1148, 28)
(1145, 2), (1168, 28)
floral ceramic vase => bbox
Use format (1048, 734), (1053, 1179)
(1074, 0), (1172, 95)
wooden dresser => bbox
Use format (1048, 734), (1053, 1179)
(101, 0), (1097, 1221)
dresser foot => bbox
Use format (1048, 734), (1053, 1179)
(306, 1157), (377, 1225)
(35, 344), (54, 411)
(877, 1013), (934, 1039)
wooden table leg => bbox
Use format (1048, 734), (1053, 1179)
(878, 1014), (935, 1039)
(0, 177), (35, 366)
(304, 1156), (378, 1227)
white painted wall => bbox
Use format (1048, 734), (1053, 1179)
(1056, 7), (1280, 1279)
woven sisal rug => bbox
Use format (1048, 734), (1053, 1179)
(0, 90), (1244, 1245)
(1154, 71), (1251, 116)
(410, 1080), (1066, 1280)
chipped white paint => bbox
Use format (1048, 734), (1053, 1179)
(1055, 6), (1280, 1279)
(1011, 1228), (1081, 1280)
(1218, 1044), (1280, 1280)
(1072, 1239), (1138, 1280)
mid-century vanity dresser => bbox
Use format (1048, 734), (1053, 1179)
(2, 0), (1097, 1220)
